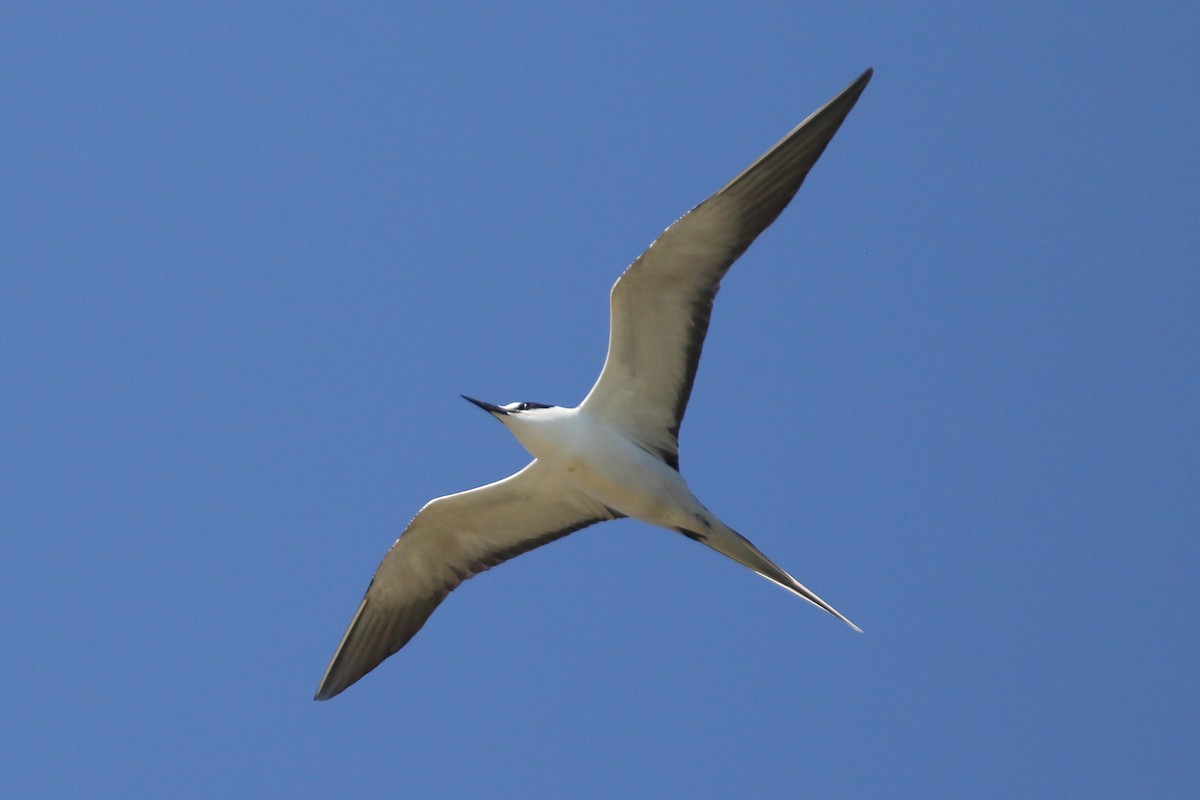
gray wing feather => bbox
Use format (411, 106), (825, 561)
(315, 461), (619, 700)
(581, 69), (872, 465)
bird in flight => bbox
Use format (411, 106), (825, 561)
(316, 68), (873, 700)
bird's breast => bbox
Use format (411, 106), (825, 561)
(528, 417), (699, 528)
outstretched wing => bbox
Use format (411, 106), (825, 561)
(581, 69), (872, 467)
(315, 460), (620, 700)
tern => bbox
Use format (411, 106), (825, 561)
(316, 68), (872, 700)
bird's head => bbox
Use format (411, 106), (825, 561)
(461, 395), (568, 459)
(460, 396), (556, 419)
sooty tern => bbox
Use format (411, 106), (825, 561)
(316, 68), (872, 700)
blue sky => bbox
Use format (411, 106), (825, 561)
(3, 2), (1197, 797)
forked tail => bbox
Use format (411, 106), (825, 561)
(679, 520), (861, 632)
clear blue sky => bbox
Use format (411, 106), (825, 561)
(3, 2), (1197, 797)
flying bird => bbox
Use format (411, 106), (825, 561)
(316, 68), (872, 700)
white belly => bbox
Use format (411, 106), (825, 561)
(508, 408), (705, 530)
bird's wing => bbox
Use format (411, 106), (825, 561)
(580, 69), (872, 466)
(315, 460), (620, 700)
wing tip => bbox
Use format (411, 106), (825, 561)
(312, 591), (375, 702)
(820, 66), (874, 120)
(313, 659), (353, 701)
(842, 67), (874, 100)
(314, 682), (346, 702)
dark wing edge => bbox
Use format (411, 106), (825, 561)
(313, 583), (443, 701)
(714, 67), (873, 247)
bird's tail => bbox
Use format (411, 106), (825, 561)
(683, 519), (862, 632)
